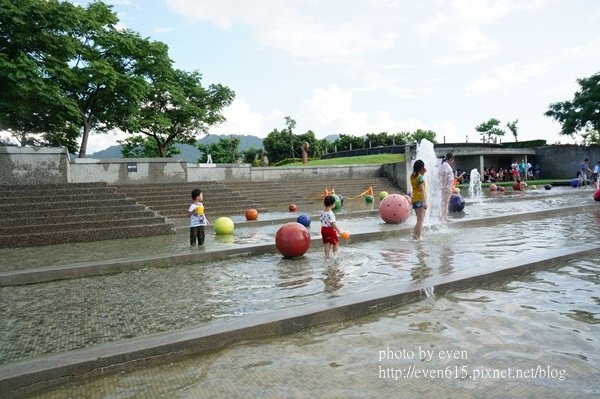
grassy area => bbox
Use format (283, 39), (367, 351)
(284, 153), (405, 166)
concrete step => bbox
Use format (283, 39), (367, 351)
(0, 223), (175, 249)
(0, 192), (128, 203)
(3, 205), (150, 223)
(0, 216), (168, 236)
(0, 198), (138, 214)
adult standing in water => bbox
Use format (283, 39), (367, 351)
(439, 152), (454, 223)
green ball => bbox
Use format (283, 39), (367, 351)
(213, 216), (234, 235)
(379, 191), (388, 200)
(332, 194), (342, 210)
(530, 184), (537, 190)
(365, 194), (374, 203)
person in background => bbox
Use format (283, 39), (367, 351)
(593, 161), (600, 189)
(439, 152), (454, 223)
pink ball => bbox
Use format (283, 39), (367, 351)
(498, 186), (505, 192)
(594, 189), (600, 202)
(379, 193), (411, 224)
(489, 184), (497, 191)
(275, 222), (311, 258)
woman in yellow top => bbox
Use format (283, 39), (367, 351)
(410, 159), (428, 240)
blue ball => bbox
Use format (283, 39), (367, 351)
(544, 184), (552, 190)
(570, 178), (579, 188)
(296, 214), (311, 227)
(448, 194), (465, 212)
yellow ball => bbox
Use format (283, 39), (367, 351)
(213, 217), (234, 235)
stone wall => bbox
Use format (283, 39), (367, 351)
(534, 145), (600, 179)
(69, 158), (187, 184)
(0, 147), (69, 184)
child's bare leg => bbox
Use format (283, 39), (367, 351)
(332, 243), (339, 256)
(324, 243), (331, 258)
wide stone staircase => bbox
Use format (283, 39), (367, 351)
(114, 176), (401, 220)
(0, 183), (175, 248)
(113, 181), (267, 219)
(222, 176), (401, 210)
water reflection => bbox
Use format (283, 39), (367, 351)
(323, 262), (344, 292)
(276, 256), (313, 289)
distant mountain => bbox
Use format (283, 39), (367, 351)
(88, 134), (264, 163)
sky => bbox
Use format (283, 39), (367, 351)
(10, 0), (600, 153)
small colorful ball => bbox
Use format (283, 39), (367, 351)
(332, 194), (342, 210)
(448, 194), (465, 212)
(213, 217), (235, 235)
(489, 184), (497, 191)
(365, 194), (374, 203)
(245, 208), (258, 221)
(379, 191), (389, 200)
(296, 213), (311, 227)
(341, 231), (350, 240)
(289, 203), (297, 212)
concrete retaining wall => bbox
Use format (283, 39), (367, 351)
(534, 145), (600, 179)
(69, 158), (187, 185)
(0, 147), (69, 184)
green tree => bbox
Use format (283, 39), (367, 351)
(241, 146), (263, 165)
(263, 117), (320, 164)
(475, 118), (505, 143)
(545, 72), (600, 144)
(124, 68), (235, 157)
(332, 134), (366, 151)
(119, 135), (180, 158)
(411, 129), (437, 144)
(506, 119), (519, 141)
(197, 137), (240, 163)
(0, 0), (81, 149)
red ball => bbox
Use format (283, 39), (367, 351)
(379, 193), (411, 224)
(275, 222), (311, 258)
(245, 208), (258, 220)
(498, 186), (505, 192)
(594, 189), (600, 202)
(512, 182), (522, 191)
(289, 203), (297, 212)
(489, 184), (497, 191)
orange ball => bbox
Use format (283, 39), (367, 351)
(245, 208), (258, 221)
(341, 231), (350, 240)
(289, 203), (297, 212)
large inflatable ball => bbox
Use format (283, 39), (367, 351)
(448, 194), (465, 212)
(489, 184), (497, 191)
(379, 193), (411, 224)
(571, 178), (579, 188)
(544, 184), (552, 190)
(296, 213), (311, 227)
(275, 222), (311, 258)
(594, 189), (600, 202)
(332, 194), (342, 210)
(245, 208), (258, 221)
(213, 217), (235, 235)
(379, 191), (389, 200)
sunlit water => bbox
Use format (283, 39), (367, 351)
(30, 255), (600, 398)
(469, 168), (482, 203)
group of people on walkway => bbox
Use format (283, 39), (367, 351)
(577, 158), (600, 189)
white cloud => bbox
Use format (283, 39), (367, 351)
(165, 0), (399, 62)
(465, 61), (551, 94)
(208, 97), (265, 135)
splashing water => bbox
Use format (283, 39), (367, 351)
(420, 286), (435, 298)
(415, 139), (442, 226)
(469, 168), (482, 203)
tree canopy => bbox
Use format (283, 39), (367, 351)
(475, 118), (505, 143)
(545, 71), (600, 145)
(0, 0), (234, 157)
